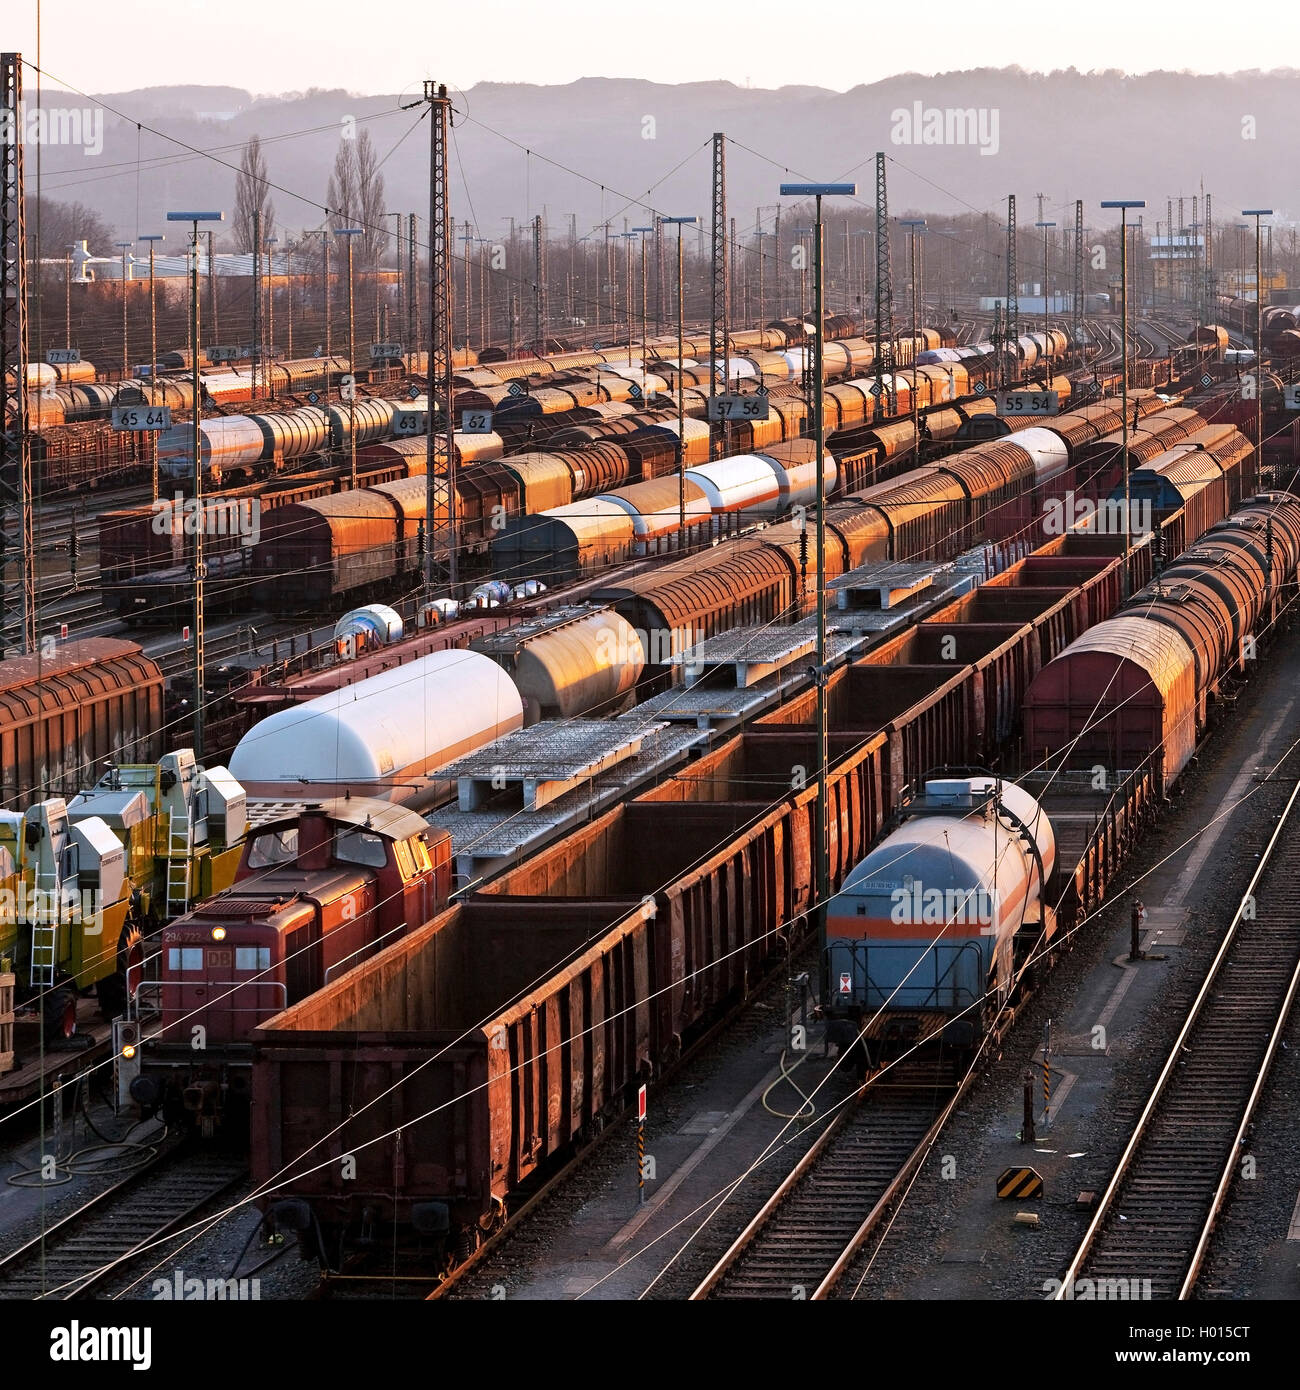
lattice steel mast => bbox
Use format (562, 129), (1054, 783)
(873, 152), (895, 420)
(708, 132), (729, 459)
(421, 82), (456, 593)
(1, 52), (36, 655)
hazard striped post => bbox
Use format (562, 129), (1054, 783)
(1042, 1019), (1052, 1128)
(637, 1083), (647, 1204)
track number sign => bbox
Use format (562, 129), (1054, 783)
(112, 406), (172, 431)
(708, 393), (769, 421)
(996, 390), (1058, 417)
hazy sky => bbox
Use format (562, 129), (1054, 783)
(11, 0), (1300, 96)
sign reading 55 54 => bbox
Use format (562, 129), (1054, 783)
(996, 390), (1058, 417)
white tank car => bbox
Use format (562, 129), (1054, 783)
(229, 648), (523, 809)
(826, 777), (1056, 1039)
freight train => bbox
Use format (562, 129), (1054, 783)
(12, 317), (1069, 495)
(248, 485), (1297, 1265)
(204, 394), (1246, 771)
(244, 368), (1074, 614)
(825, 776), (1057, 1048)
(224, 398), (1248, 818)
(1025, 493), (1300, 792)
(0, 639), (164, 813)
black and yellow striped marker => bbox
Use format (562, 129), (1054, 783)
(997, 1166), (1044, 1200)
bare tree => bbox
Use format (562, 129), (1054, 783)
(325, 140), (358, 236)
(355, 131), (387, 268)
(326, 131), (385, 267)
(32, 197), (114, 255)
(233, 135), (276, 252)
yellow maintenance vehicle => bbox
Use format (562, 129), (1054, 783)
(0, 749), (246, 1042)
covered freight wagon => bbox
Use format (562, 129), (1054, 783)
(1023, 617), (1199, 789)
(0, 639), (164, 810)
(228, 648), (523, 808)
(250, 491), (405, 610)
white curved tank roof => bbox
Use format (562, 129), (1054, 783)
(334, 603), (403, 645)
(684, 454), (783, 514)
(754, 444), (838, 511)
(228, 648), (523, 807)
(1005, 425), (1071, 482)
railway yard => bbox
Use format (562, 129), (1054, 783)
(4, 12), (1300, 1369)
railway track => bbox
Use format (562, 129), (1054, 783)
(690, 1057), (966, 1301)
(0, 1147), (247, 1300)
(1054, 776), (1300, 1302)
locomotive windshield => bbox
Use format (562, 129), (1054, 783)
(334, 828), (387, 868)
(247, 827), (299, 869)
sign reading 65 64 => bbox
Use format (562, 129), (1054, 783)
(112, 406), (172, 431)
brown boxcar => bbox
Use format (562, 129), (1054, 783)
(593, 540), (799, 659)
(251, 491), (401, 611)
(0, 638), (163, 809)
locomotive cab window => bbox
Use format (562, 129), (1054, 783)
(409, 836), (433, 873)
(334, 828), (387, 868)
(248, 827), (299, 869)
(167, 947), (203, 971)
(235, 946), (271, 971)
(393, 838), (415, 879)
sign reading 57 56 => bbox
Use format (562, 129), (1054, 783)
(707, 393), (769, 421)
(997, 390), (1058, 417)
(112, 405), (172, 431)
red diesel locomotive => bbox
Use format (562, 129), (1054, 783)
(134, 797), (451, 1134)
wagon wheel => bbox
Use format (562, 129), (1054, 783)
(43, 985), (77, 1043)
(479, 1199), (507, 1235)
(454, 1224), (482, 1264)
